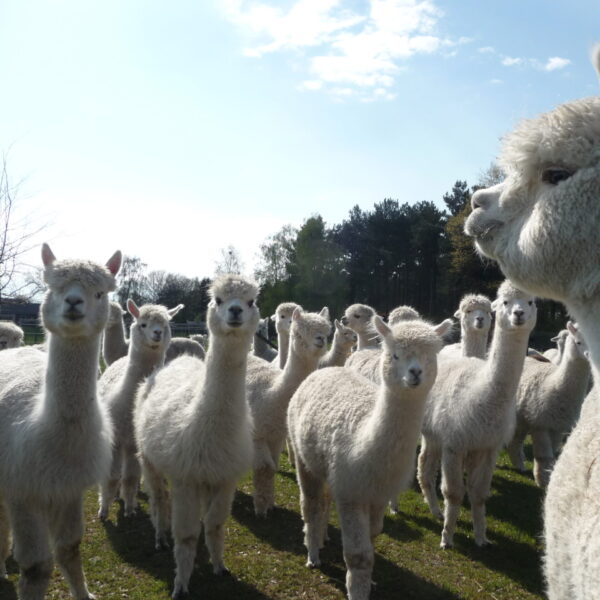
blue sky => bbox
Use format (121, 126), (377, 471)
(0, 0), (598, 282)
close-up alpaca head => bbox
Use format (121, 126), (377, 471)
(207, 273), (260, 337)
(465, 54), (600, 304)
(565, 320), (589, 360)
(491, 281), (537, 332)
(0, 321), (24, 350)
(388, 304), (421, 326)
(273, 302), (300, 334)
(374, 317), (443, 389)
(40, 243), (122, 338)
(333, 318), (357, 347)
(127, 300), (183, 352)
(456, 294), (492, 332)
(289, 307), (331, 358)
(341, 303), (376, 334)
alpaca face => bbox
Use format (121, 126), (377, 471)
(341, 304), (375, 335)
(462, 306), (492, 333)
(0, 325), (23, 349)
(274, 303), (299, 335)
(566, 322), (589, 360)
(465, 97), (600, 303)
(107, 302), (126, 327)
(334, 320), (357, 348)
(290, 309), (331, 358)
(492, 283), (537, 333)
(129, 306), (175, 352)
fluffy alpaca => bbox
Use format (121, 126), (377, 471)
(103, 300), (129, 366)
(165, 336), (205, 363)
(97, 300), (183, 520)
(507, 322), (590, 487)
(0, 243), (120, 599)
(418, 281), (536, 548)
(319, 319), (357, 368)
(543, 329), (568, 364)
(246, 307), (331, 516)
(0, 321), (24, 350)
(288, 318), (443, 600)
(134, 274), (259, 598)
(341, 303), (379, 350)
(190, 333), (208, 347)
(438, 294), (492, 361)
(464, 48), (600, 598)
(253, 317), (277, 363)
(273, 302), (300, 368)
(388, 305), (420, 325)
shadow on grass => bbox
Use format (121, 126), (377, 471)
(0, 556), (19, 600)
(102, 500), (271, 600)
(381, 513), (424, 543)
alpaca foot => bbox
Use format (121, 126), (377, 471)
(212, 565), (230, 576)
(124, 507), (136, 518)
(97, 506), (108, 521)
(389, 501), (399, 515)
(432, 509), (443, 521)
(440, 532), (454, 549)
(475, 536), (491, 547)
(171, 585), (189, 599)
(306, 557), (321, 569)
(0, 563), (6, 579)
(80, 595), (96, 600)
(155, 534), (170, 551)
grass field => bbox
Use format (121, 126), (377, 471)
(0, 448), (546, 600)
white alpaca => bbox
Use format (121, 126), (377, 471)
(134, 274), (259, 598)
(103, 300), (129, 366)
(543, 329), (568, 364)
(417, 281), (536, 548)
(247, 307), (331, 516)
(165, 336), (205, 363)
(0, 321), (24, 350)
(273, 302), (300, 368)
(0, 243), (120, 599)
(387, 305), (420, 325)
(190, 333), (208, 347)
(97, 300), (183, 520)
(341, 303), (379, 350)
(253, 317), (277, 363)
(319, 319), (357, 368)
(288, 318), (443, 600)
(463, 47), (600, 598)
(507, 321), (590, 487)
(438, 294), (492, 361)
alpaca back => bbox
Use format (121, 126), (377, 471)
(345, 348), (381, 383)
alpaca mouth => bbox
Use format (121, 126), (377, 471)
(407, 378), (421, 388)
(64, 312), (85, 322)
(475, 322), (484, 329)
(228, 320), (243, 328)
(466, 218), (503, 241)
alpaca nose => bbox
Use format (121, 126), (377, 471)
(65, 295), (83, 308)
(152, 330), (162, 341)
(341, 316), (349, 325)
(476, 316), (484, 324)
(229, 306), (243, 318)
(409, 367), (422, 379)
(513, 309), (524, 318)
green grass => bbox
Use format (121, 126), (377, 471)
(0, 449), (545, 600)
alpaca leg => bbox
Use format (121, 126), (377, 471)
(98, 444), (122, 520)
(549, 430), (564, 455)
(337, 502), (374, 600)
(286, 437), (296, 468)
(465, 449), (496, 547)
(0, 496), (10, 579)
(531, 430), (555, 488)
(369, 504), (386, 542)
(506, 422), (527, 472)
(9, 502), (53, 600)
(171, 481), (203, 599)
(440, 450), (465, 549)
(417, 436), (443, 520)
(296, 458), (328, 568)
(141, 456), (170, 550)
(252, 442), (277, 517)
(50, 497), (93, 600)
(121, 445), (141, 517)
(203, 481), (237, 575)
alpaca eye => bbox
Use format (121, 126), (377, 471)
(216, 297), (223, 306)
(393, 353), (399, 360)
(503, 301), (508, 306)
(528, 301), (533, 306)
(96, 292), (103, 299)
(354, 314), (361, 319)
(542, 167), (573, 185)
(247, 299), (254, 307)
(141, 323), (147, 328)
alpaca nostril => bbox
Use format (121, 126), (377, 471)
(409, 368), (422, 378)
(513, 310), (524, 318)
(471, 188), (489, 210)
(65, 295), (83, 308)
(229, 306), (243, 318)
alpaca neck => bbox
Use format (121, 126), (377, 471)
(461, 327), (488, 358)
(567, 300), (600, 384)
(357, 331), (376, 351)
(127, 343), (166, 381)
(254, 334), (269, 355)
(277, 330), (290, 369)
(547, 340), (591, 406)
(43, 332), (101, 420)
(323, 337), (351, 367)
(275, 343), (320, 400)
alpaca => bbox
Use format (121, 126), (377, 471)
(134, 274), (259, 598)
(165, 336), (205, 363)
(0, 321), (24, 349)
(417, 281), (536, 548)
(341, 303), (379, 350)
(463, 47), (600, 598)
(273, 302), (300, 368)
(507, 321), (590, 487)
(543, 329), (568, 364)
(287, 317), (443, 600)
(387, 305), (420, 325)
(253, 317), (277, 363)
(0, 243), (120, 599)
(319, 319), (357, 368)
(246, 307), (331, 516)
(438, 294), (492, 361)
(190, 333), (208, 347)
(103, 300), (129, 366)
(97, 300), (183, 520)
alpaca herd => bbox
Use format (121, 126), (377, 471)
(0, 45), (597, 600)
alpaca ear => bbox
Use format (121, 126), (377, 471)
(334, 319), (342, 331)
(490, 299), (499, 312)
(454, 309), (461, 319)
(566, 320), (578, 336)
(373, 315), (391, 339)
(319, 307), (330, 320)
(168, 304), (184, 319)
(106, 250), (122, 276)
(592, 43), (600, 77)
(433, 318), (454, 338)
(41, 243), (56, 267)
(127, 298), (140, 320)
(292, 307), (303, 321)
(550, 334), (560, 342)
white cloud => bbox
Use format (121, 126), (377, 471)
(501, 56), (522, 67)
(478, 46), (495, 54)
(544, 56), (571, 71)
(221, 0), (462, 101)
(490, 78), (503, 85)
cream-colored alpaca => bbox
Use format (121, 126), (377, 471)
(288, 318), (443, 600)
(98, 300), (183, 520)
(0, 321), (24, 350)
(342, 303), (379, 350)
(134, 275), (259, 598)
(0, 243), (120, 599)
(319, 319), (357, 368)
(103, 301), (129, 366)
(273, 302), (300, 368)
(464, 46), (600, 598)
(387, 305), (420, 325)
(247, 307), (331, 516)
